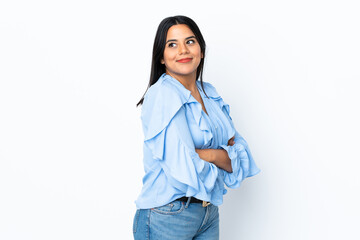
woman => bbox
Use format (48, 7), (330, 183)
(133, 15), (260, 240)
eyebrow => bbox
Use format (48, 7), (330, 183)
(166, 35), (196, 43)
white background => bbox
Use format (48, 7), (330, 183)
(1, 0), (359, 239)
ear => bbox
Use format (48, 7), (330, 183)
(201, 52), (204, 58)
(161, 59), (165, 64)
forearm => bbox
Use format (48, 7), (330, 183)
(195, 149), (233, 173)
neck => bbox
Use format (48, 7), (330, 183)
(166, 70), (198, 93)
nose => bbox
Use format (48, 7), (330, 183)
(178, 43), (189, 55)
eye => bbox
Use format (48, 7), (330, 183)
(187, 39), (196, 44)
(168, 42), (176, 48)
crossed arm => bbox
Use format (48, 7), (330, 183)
(195, 136), (235, 173)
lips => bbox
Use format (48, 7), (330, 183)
(177, 58), (192, 63)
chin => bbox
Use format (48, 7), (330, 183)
(175, 67), (198, 76)
(175, 70), (197, 77)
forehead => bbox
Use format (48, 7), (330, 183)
(166, 24), (195, 40)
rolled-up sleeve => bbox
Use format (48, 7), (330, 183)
(214, 94), (261, 189)
(219, 129), (260, 188)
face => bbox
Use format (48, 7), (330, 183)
(161, 24), (203, 79)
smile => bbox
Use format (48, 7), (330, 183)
(177, 58), (192, 63)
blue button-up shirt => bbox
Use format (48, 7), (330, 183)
(135, 73), (260, 209)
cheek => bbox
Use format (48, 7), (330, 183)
(194, 48), (202, 59)
(194, 47), (202, 58)
(163, 49), (175, 61)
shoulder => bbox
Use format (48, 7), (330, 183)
(141, 74), (191, 141)
(197, 80), (221, 100)
(200, 80), (231, 115)
(143, 74), (192, 106)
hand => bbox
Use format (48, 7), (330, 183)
(227, 136), (235, 146)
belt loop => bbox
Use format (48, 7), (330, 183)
(185, 197), (191, 208)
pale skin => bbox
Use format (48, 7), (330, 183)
(161, 24), (235, 173)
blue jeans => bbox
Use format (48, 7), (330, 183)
(133, 197), (219, 240)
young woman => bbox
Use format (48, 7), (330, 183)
(133, 15), (260, 240)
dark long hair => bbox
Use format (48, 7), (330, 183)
(136, 15), (208, 107)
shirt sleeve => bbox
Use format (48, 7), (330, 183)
(141, 83), (219, 197)
(217, 98), (261, 189)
